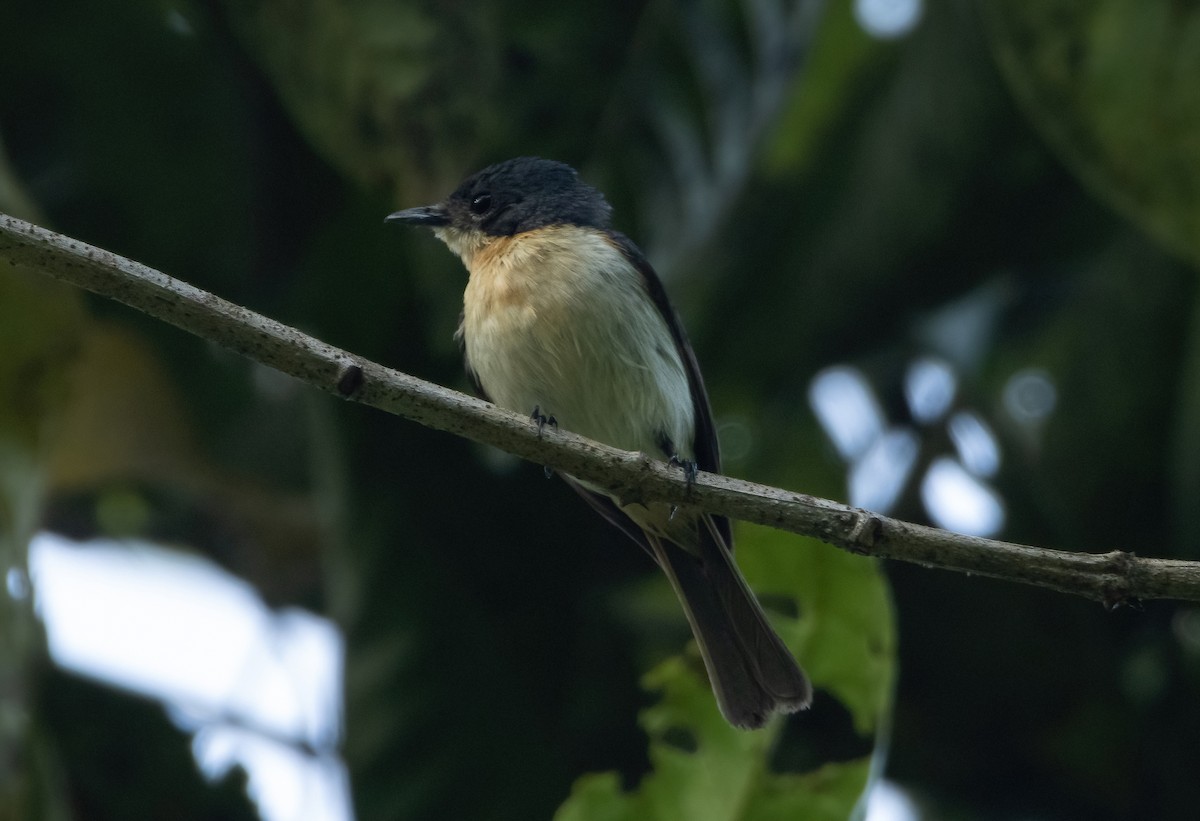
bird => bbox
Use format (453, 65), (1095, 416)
(387, 157), (811, 729)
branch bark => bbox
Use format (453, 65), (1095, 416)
(3, 212), (1198, 605)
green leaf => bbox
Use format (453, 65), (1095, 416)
(738, 527), (895, 738)
(984, 0), (1200, 266)
(223, 0), (504, 197)
(556, 526), (895, 821)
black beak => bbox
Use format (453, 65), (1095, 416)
(385, 205), (450, 227)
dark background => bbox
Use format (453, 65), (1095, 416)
(2, 0), (1199, 819)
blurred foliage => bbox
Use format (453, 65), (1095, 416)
(984, 0), (1200, 267)
(0, 266), (84, 820)
(37, 671), (257, 821)
(2, 0), (1200, 819)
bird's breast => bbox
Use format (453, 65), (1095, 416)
(459, 226), (694, 459)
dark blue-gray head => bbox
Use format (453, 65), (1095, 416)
(386, 157), (612, 238)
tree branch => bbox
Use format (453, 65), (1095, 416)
(3, 212), (1199, 605)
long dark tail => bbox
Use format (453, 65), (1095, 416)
(648, 526), (812, 729)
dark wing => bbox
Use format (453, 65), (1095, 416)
(604, 232), (722, 477)
(599, 230), (733, 552)
(567, 481), (657, 561)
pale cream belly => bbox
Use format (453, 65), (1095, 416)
(460, 227), (695, 461)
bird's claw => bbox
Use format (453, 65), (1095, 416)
(669, 454), (698, 488)
(530, 405), (558, 439)
(531, 405), (558, 478)
(668, 455), (698, 516)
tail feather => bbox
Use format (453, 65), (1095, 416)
(648, 526), (811, 729)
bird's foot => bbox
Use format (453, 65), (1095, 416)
(668, 454), (699, 519)
(530, 405), (558, 438)
(531, 405), (558, 478)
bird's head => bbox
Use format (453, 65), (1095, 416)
(386, 157), (612, 263)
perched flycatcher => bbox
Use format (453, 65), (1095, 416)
(388, 157), (810, 729)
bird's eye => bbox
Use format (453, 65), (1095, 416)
(469, 193), (492, 215)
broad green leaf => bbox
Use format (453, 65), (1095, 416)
(738, 528), (894, 738)
(985, 1), (1200, 266)
(223, 0), (502, 198)
(556, 527), (895, 821)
